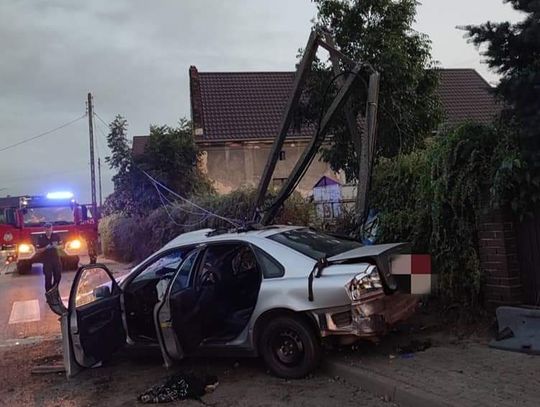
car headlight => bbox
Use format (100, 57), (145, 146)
(66, 239), (82, 250)
(346, 265), (383, 301)
(18, 243), (33, 254)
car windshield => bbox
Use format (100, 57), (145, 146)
(268, 228), (362, 259)
(23, 206), (74, 226)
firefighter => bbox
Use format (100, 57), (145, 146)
(36, 223), (63, 292)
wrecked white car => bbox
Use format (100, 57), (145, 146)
(47, 226), (418, 379)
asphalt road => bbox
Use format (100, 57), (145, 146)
(0, 255), (131, 347)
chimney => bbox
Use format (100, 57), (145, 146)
(189, 66), (204, 138)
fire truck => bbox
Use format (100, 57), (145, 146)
(0, 192), (98, 274)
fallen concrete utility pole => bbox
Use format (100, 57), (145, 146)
(251, 28), (380, 227)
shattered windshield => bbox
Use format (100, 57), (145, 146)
(268, 228), (362, 259)
(23, 206), (74, 226)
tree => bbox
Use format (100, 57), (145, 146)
(103, 115), (136, 215)
(139, 119), (212, 198)
(103, 116), (212, 216)
(465, 0), (540, 170)
(312, 0), (442, 181)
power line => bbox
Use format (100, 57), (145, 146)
(94, 111), (110, 129)
(140, 169), (241, 228)
(153, 185), (207, 216)
(0, 114), (86, 153)
(149, 178), (212, 227)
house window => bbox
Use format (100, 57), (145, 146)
(279, 150), (286, 161)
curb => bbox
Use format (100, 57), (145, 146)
(323, 359), (455, 407)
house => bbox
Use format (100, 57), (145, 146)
(132, 67), (500, 194)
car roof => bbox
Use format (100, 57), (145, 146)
(163, 225), (303, 249)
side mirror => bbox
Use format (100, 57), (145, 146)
(93, 285), (111, 299)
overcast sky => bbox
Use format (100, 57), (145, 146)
(0, 0), (523, 202)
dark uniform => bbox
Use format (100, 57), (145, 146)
(37, 233), (63, 291)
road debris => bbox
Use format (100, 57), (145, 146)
(396, 339), (432, 355)
(31, 365), (65, 375)
(137, 373), (218, 403)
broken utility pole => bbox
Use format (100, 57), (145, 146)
(251, 28), (380, 228)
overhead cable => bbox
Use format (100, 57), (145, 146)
(0, 114), (86, 153)
(140, 169), (241, 228)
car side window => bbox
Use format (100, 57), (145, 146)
(170, 250), (198, 294)
(133, 249), (186, 284)
(253, 246), (284, 278)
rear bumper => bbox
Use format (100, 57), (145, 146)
(319, 292), (419, 339)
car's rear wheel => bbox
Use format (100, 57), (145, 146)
(259, 315), (321, 379)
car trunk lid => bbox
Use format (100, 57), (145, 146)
(328, 243), (409, 293)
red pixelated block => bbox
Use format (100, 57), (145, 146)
(411, 255), (431, 275)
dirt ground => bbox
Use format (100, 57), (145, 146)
(0, 339), (396, 407)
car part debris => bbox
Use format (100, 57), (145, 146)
(490, 306), (540, 355)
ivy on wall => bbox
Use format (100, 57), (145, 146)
(370, 123), (538, 308)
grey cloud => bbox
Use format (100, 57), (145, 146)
(0, 0), (521, 201)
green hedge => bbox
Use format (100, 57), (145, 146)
(369, 123), (528, 309)
(99, 187), (316, 263)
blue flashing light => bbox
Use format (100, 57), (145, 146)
(46, 191), (74, 200)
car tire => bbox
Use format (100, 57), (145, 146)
(258, 315), (321, 379)
(16, 260), (32, 274)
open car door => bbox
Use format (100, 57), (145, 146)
(155, 249), (203, 366)
(65, 264), (126, 376)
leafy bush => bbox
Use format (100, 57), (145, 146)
(99, 187), (316, 263)
(369, 123), (532, 309)
(99, 214), (145, 262)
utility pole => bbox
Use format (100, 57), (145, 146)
(98, 157), (103, 208)
(87, 92), (97, 219)
(252, 28), (380, 226)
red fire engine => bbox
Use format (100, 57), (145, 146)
(0, 192), (98, 274)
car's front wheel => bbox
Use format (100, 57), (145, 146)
(259, 315), (321, 379)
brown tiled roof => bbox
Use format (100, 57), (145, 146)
(435, 69), (501, 128)
(189, 66), (501, 143)
(191, 68), (312, 142)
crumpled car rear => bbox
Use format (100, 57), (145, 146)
(316, 289), (419, 342)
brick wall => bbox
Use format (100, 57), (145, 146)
(477, 208), (523, 307)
